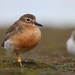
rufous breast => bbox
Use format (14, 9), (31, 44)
(10, 25), (41, 53)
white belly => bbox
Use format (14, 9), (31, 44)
(4, 39), (14, 52)
(66, 38), (75, 55)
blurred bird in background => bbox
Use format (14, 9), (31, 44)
(66, 30), (75, 56)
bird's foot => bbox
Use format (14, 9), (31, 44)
(16, 57), (26, 68)
(19, 62), (26, 68)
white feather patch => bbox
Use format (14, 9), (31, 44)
(66, 38), (75, 55)
(4, 39), (14, 52)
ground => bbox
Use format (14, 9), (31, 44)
(0, 27), (75, 75)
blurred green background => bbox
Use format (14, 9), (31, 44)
(0, 27), (74, 59)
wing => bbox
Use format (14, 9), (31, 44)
(1, 21), (24, 47)
(1, 24), (16, 47)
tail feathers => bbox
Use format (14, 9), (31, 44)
(1, 42), (4, 47)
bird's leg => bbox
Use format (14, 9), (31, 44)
(16, 53), (24, 67)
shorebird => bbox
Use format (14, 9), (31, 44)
(2, 14), (43, 67)
(66, 30), (75, 56)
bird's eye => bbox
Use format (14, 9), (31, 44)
(25, 18), (32, 22)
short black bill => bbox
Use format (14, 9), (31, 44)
(35, 22), (43, 27)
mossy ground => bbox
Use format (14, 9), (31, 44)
(0, 27), (75, 75)
(0, 57), (75, 75)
